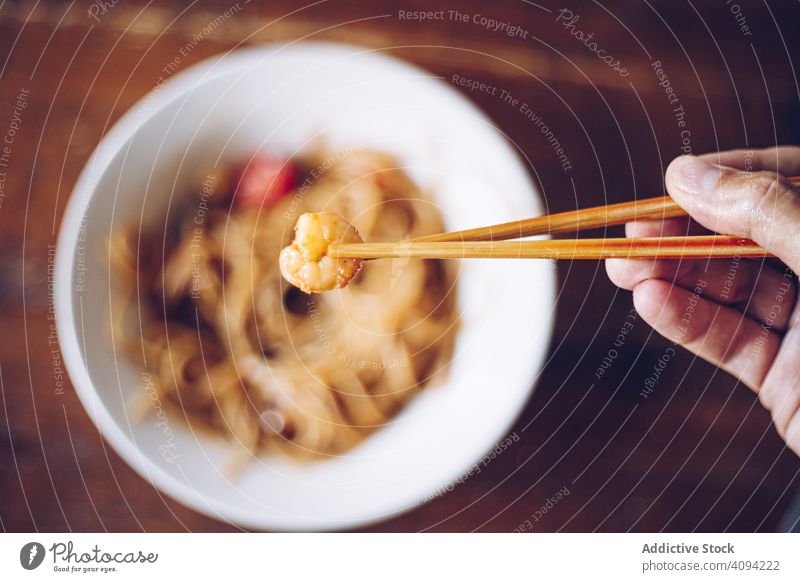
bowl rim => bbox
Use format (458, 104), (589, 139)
(55, 41), (557, 531)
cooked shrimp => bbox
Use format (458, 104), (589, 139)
(279, 211), (363, 293)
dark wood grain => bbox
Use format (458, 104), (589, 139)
(1, 0), (799, 532)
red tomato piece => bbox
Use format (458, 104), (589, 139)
(232, 154), (296, 209)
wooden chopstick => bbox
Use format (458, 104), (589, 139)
(414, 175), (800, 242)
(413, 196), (685, 242)
(329, 175), (800, 260)
(329, 236), (772, 260)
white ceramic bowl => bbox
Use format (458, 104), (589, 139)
(56, 42), (556, 530)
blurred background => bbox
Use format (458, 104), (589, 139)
(1, 0), (799, 532)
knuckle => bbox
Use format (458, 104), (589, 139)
(762, 172), (789, 203)
(760, 382), (800, 441)
(772, 416), (788, 441)
(751, 172), (797, 233)
(758, 383), (778, 418)
(756, 172), (794, 209)
(751, 172), (780, 205)
(771, 404), (793, 442)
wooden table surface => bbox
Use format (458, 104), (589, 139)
(2, 0), (800, 532)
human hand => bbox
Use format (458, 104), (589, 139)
(606, 146), (800, 455)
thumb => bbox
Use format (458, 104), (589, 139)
(665, 155), (800, 272)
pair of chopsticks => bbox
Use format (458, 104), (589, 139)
(329, 176), (800, 260)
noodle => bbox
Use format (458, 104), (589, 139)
(111, 148), (458, 462)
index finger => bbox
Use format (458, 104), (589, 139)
(699, 146), (800, 175)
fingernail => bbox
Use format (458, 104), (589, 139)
(674, 156), (723, 195)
